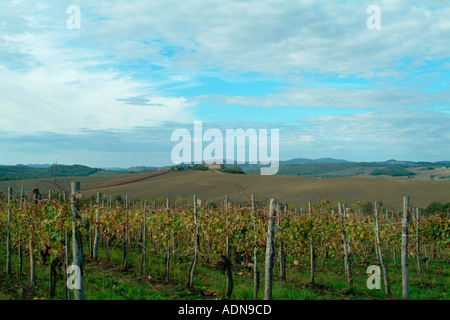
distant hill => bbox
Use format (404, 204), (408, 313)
(1, 158), (449, 182)
(103, 166), (158, 172)
(243, 159), (450, 180)
(20, 164), (55, 168)
(280, 158), (351, 165)
(160, 158), (449, 180)
(125, 166), (159, 172)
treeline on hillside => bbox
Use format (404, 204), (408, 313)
(276, 163), (370, 176)
(0, 165), (101, 181)
(244, 162), (376, 176)
(370, 167), (416, 177)
(244, 162), (423, 177)
(171, 164), (245, 174)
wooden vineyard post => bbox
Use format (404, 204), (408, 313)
(89, 196), (93, 258)
(252, 194), (260, 300)
(6, 187), (12, 275)
(187, 194), (200, 288)
(106, 196), (113, 261)
(65, 226), (70, 300)
(308, 201), (315, 286)
(18, 187), (23, 279)
(29, 188), (39, 287)
(141, 199), (147, 275)
(20, 185), (24, 209)
(278, 204), (286, 280)
(151, 201), (157, 252)
(375, 202), (391, 296)
(93, 193), (101, 259)
(309, 236), (315, 284)
(164, 198), (170, 281)
(225, 195), (233, 298)
(172, 200), (178, 258)
(319, 203), (325, 267)
(264, 199), (276, 300)
(123, 195), (129, 270)
(339, 202), (352, 290)
(49, 255), (58, 298)
(71, 182), (85, 300)
(49, 190), (60, 298)
(309, 237), (315, 286)
(138, 198), (144, 252)
(402, 196), (409, 300)
(415, 208), (424, 286)
(18, 185), (24, 278)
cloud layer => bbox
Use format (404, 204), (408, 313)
(0, 0), (449, 165)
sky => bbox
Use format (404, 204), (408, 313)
(0, 0), (449, 168)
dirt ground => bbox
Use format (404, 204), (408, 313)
(84, 170), (450, 210)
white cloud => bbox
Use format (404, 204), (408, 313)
(285, 109), (450, 161)
(2, 1), (450, 80)
(193, 86), (450, 110)
(0, 31), (194, 135)
(79, 0), (450, 79)
(0, 0), (449, 164)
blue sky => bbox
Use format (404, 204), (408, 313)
(0, 0), (449, 168)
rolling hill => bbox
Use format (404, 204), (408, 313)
(82, 170), (450, 211)
(1, 158), (448, 210)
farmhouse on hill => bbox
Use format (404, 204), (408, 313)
(206, 163), (224, 170)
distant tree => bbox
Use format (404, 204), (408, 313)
(424, 202), (450, 215)
(191, 164), (208, 171)
(220, 165), (245, 174)
(351, 201), (375, 215)
(370, 167), (415, 177)
(113, 194), (124, 204)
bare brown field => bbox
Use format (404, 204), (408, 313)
(81, 169), (170, 190)
(0, 173), (138, 196)
(83, 170), (450, 210)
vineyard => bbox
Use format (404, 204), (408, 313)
(0, 183), (449, 300)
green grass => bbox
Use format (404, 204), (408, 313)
(0, 239), (448, 300)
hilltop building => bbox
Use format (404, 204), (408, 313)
(206, 163), (224, 170)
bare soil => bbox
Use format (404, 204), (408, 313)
(83, 170), (450, 210)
